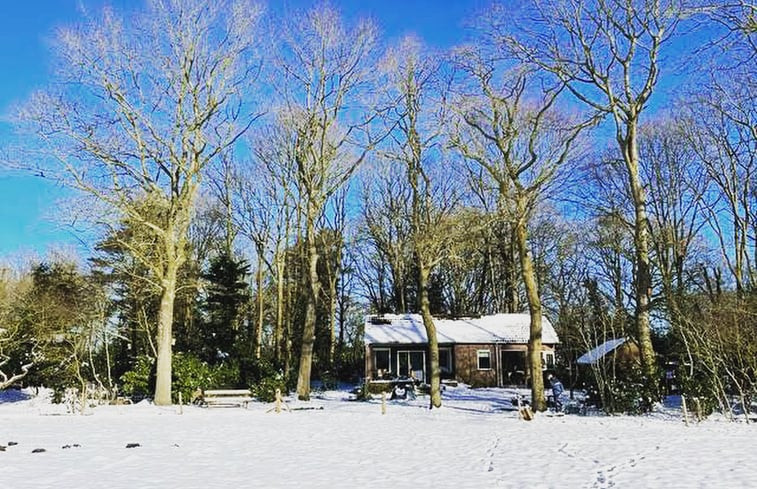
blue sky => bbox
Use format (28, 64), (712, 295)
(0, 0), (481, 257)
(0, 0), (712, 258)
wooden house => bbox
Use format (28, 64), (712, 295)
(364, 313), (559, 387)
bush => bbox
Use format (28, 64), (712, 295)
(317, 371), (339, 391)
(585, 364), (655, 414)
(171, 352), (219, 404)
(250, 370), (287, 402)
(119, 353), (241, 404)
(119, 355), (155, 399)
(678, 367), (717, 418)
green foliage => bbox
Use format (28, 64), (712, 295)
(318, 370), (338, 391)
(678, 367), (717, 418)
(604, 369), (648, 415)
(240, 356), (290, 402)
(119, 353), (241, 404)
(13, 261), (109, 395)
(119, 355), (155, 399)
(171, 352), (241, 404)
(250, 370), (288, 402)
(201, 253), (250, 365)
(171, 352), (215, 403)
(584, 364), (655, 414)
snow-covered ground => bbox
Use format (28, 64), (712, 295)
(1, 385), (755, 488)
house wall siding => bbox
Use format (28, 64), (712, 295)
(454, 344), (498, 387)
(367, 342), (557, 387)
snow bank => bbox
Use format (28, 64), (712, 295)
(1, 386), (755, 488)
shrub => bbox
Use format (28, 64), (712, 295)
(250, 370), (287, 402)
(119, 355), (155, 399)
(172, 352), (229, 404)
(678, 367), (717, 418)
(119, 353), (241, 404)
(318, 370), (339, 391)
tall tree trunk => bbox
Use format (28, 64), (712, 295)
(284, 273), (293, 376)
(419, 263), (442, 409)
(296, 210), (320, 400)
(256, 247), (264, 360)
(509, 228), (520, 313)
(337, 276), (346, 357)
(154, 250), (179, 406)
(327, 247), (342, 366)
(514, 203), (545, 411)
(275, 254), (285, 365)
(622, 124), (657, 386)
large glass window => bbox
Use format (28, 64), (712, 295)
(374, 348), (390, 374)
(397, 350), (426, 381)
(477, 350), (491, 370)
(439, 347), (452, 373)
(542, 351), (555, 370)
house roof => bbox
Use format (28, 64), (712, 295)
(576, 338), (629, 365)
(364, 313), (559, 345)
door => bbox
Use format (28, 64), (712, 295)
(501, 350), (527, 385)
(397, 350), (426, 382)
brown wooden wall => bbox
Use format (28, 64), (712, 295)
(366, 343), (557, 387)
(454, 344), (498, 387)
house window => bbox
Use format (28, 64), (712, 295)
(477, 350), (491, 370)
(439, 347), (452, 374)
(543, 352), (555, 370)
(397, 350), (426, 381)
(374, 348), (390, 376)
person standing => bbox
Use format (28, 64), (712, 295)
(548, 374), (564, 412)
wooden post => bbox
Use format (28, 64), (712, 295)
(694, 397), (702, 422)
(381, 391), (386, 415)
(178, 392), (183, 415)
(266, 389), (290, 414)
(517, 395), (533, 421)
(681, 395), (689, 427)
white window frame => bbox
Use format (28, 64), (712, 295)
(477, 349), (492, 371)
(396, 350), (427, 382)
(542, 351), (555, 370)
(373, 348), (391, 373)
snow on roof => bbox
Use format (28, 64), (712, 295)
(364, 313), (559, 345)
(576, 338), (629, 365)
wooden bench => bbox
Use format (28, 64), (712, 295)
(200, 389), (253, 408)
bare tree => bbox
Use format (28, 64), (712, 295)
(503, 0), (683, 389)
(449, 39), (590, 409)
(17, 0), (263, 405)
(380, 36), (464, 408)
(695, 1), (757, 63)
(680, 70), (757, 293)
(321, 189), (348, 366)
(276, 4), (378, 400)
(360, 165), (414, 314)
(640, 120), (708, 302)
(233, 123), (300, 365)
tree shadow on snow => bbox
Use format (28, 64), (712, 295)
(442, 403), (518, 416)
